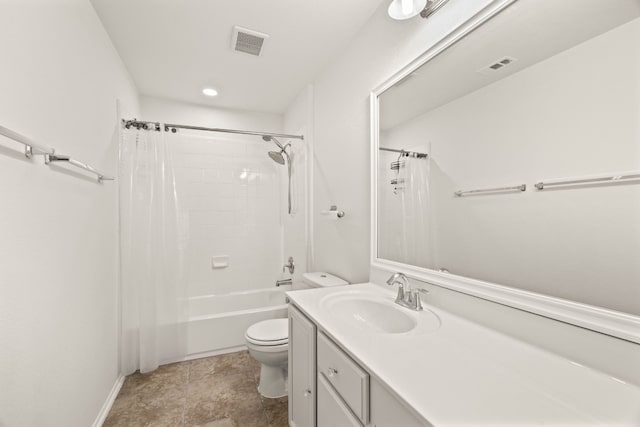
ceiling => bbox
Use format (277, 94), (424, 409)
(380, 0), (640, 129)
(91, 0), (385, 114)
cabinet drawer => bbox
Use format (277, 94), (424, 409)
(318, 374), (362, 427)
(317, 332), (369, 424)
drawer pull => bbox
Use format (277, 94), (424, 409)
(303, 389), (312, 397)
(328, 367), (339, 377)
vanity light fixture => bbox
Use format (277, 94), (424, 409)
(388, 0), (427, 20)
(388, 0), (450, 20)
(202, 87), (218, 97)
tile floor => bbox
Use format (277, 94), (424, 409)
(103, 351), (288, 427)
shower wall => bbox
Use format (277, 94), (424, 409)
(172, 133), (282, 296)
(141, 96), (292, 297)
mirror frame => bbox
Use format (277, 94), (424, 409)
(369, 0), (640, 344)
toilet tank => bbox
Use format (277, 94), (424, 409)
(292, 272), (349, 291)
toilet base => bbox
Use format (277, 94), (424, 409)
(258, 364), (288, 398)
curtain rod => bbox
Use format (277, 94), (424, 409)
(122, 119), (304, 140)
(379, 147), (427, 158)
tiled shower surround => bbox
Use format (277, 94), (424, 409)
(172, 134), (284, 297)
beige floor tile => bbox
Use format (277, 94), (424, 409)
(185, 372), (267, 427)
(104, 350), (285, 427)
(103, 393), (186, 427)
(192, 418), (236, 427)
(190, 351), (256, 382)
(262, 396), (288, 427)
(119, 362), (189, 400)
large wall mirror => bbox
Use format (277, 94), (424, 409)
(373, 0), (640, 334)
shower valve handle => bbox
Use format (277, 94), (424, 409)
(283, 256), (295, 274)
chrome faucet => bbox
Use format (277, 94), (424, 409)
(276, 278), (292, 287)
(386, 272), (425, 311)
(283, 256), (295, 274)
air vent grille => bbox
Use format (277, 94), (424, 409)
(477, 56), (518, 75)
(232, 26), (269, 56)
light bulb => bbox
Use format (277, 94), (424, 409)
(402, 0), (412, 15)
(388, 0), (427, 20)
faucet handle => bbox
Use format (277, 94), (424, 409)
(395, 285), (405, 304)
(283, 256), (295, 274)
(412, 289), (425, 311)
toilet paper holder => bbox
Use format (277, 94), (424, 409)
(321, 205), (345, 219)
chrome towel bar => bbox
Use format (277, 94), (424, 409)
(45, 154), (114, 183)
(0, 125), (55, 158)
(455, 184), (526, 197)
(1, 123), (114, 183)
(535, 170), (640, 190)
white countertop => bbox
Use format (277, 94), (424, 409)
(287, 283), (640, 426)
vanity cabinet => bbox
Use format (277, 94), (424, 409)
(317, 332), (369, 424)
(289, 305), (316, 427)
(289, 304), (428, 427)
(317, 374), (363, 427)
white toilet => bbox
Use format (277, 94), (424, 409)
(244, 272), (348, 398)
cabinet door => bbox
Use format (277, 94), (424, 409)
(289, 305), (317, 427)
(318, 374), (363, 427)
(317, 332), (369, 424)
(369, 379), (431, 427)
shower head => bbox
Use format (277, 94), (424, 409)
(268, 151), (286, 165)
(263, 134), (285, 150)
(263, 134), (290, 165)
(263, 135), (293, 215)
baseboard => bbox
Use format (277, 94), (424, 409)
(92, 375), (125, 427)
(173, 345), (249, 363)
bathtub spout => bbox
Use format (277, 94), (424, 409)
(276, 278), (292, 287)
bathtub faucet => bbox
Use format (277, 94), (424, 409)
(276, 278), (292, 287)
(283, 256), (295, 274)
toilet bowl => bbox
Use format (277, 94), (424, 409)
(244, 272), (348, 398)
(245, 318), (289, 398)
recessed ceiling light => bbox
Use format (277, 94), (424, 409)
(202, 88), (218, 97)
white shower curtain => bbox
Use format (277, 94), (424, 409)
(119, 128), (187, 374)
(398, 155), (434, 269)
(287, 140), (305, 216)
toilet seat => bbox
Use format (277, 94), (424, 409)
(245, 318), (288, 346)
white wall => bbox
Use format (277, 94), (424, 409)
(140, 96), (283, 134)
(311, 0), (496, 283)
(140, 96), (290, 296)
(378, 18), (640, 315)
(0, 1), (139, 426)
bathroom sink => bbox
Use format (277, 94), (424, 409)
(320, 290), (440, 334)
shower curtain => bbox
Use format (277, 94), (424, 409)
(287, 140), (305, 216)
(119, 128), (187, 374)
(398, 155), (434, 269)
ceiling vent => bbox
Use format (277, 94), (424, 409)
(477, 56), (518, 75)
(231, 26), (269, 56)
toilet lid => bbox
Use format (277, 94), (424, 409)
(246, 318), (288, 346)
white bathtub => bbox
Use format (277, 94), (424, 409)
(186, 285), (291, 357)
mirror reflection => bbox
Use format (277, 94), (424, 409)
(377, 0), (640, 316)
